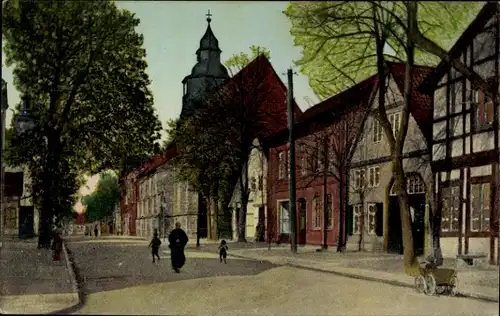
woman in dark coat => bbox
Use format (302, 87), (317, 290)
(168, 222), (189, 273)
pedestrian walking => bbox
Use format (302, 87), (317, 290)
(218, 239), (228, 264)
(94, 225), (98, 237)
(149, 232), (162, 263)
(52, 228), (63, 261)
(168, 222), (189, 273)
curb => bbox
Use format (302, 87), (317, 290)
(229, 253), (499, 303)
(48, 241), (88, 315)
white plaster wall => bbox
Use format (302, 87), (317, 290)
(230, 138), (267, 240)
(440, 237), (498, 258)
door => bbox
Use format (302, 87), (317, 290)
(409, 194), (426, 257)
(298, 198), (307, 245)
(18, 206), (34, 239)
(388, 196), (403, 254)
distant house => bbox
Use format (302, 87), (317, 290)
(420, 2), (499, 264)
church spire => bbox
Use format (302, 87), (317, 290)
(180, 10), (229, 120)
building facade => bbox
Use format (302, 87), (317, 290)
(421, 3), (499, 264)
(266, 76), (375, 247)
(229, 138), (268, 241)
(3, 165), (38, 238)
(347, 64), (434, 255)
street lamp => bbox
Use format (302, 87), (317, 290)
(0, 79), (9, 249)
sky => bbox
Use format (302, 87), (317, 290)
(2, 1), (320, 214)
(1, 1), (319, 139)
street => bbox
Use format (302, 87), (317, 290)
(67, 239), (499, 315)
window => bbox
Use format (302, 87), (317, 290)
(327, 194), (333, 229)
(258, 175), (263, 191)
(367, 204), (377, 235)
(470, 182), (490, 232)
(354, 169), (365, 189)
(441, 186), (460, 232)
(472, 88), (494, 129)
(353, 204), (363, 234)
(278, 151), (286, 180)
(389, 112), (401, 137)
(279, 201), (291, 234)
(368, 166), (380, 187)
(373, 119), (382, 143)
(250, 177), (257, 192)
(407, 174), (425, 194)
(312, 196), (321, 229)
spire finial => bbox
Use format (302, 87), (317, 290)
(206, 9), (212, 23)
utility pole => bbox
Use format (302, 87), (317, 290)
(287, 68), (297, 253)
(0, 79), (9, 249)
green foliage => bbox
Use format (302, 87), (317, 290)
(224, 45), (271, 76)
(284, 1), (483, 99)
(82, 171), (120, 222)
(163, 118), (179, 149)
(2, 0), (162, 175)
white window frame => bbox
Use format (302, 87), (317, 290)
(278, 200), (291, 234)
(470, 182), (490, 233)
(368, 166), (380, 188)
(389, 112), (401, 137)
(353, 204), (363, 234)
(373, 119), (382, 143)
(367, 204), (377, 235)
(354, 169), (365, 189)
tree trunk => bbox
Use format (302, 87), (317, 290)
(37, 133), (60, 249)
(211, 197), (218, 240)
(238, 194), (249, 243)
(358, 191), (365, 251)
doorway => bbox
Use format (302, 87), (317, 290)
(18, 206), (35, 239)
(388, 174), (426, 256)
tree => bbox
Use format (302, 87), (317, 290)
(285, 1), (493, 275)
(298, 98), (370, 251)
(3, 0), (162, 247)
(82, 172), (120, 223)
(175, 55), (284, 242)
(224, 45), (271, 76)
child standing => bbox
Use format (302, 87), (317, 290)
(218, 240), (228, 264)
(149, 232), (162, 263)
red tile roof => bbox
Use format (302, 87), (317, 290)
(387, 62), (435, 142)
(137, 145), (178, 179)
(264, 75), (378, 146)
(215, 55), (303, 139)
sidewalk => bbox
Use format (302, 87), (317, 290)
(0, 239), (79, 314)
(230, 247), (500, 303)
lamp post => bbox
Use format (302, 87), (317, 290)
(1, 79), (9, 249)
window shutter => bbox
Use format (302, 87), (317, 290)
(375, 203), (383, 237)
(347, 205), (354, 236)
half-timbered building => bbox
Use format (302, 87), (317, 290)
(420, 2), (499, 264)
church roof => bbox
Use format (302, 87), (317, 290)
(196, 22), (221, 54)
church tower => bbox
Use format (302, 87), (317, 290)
(180, 11), (229, 120)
